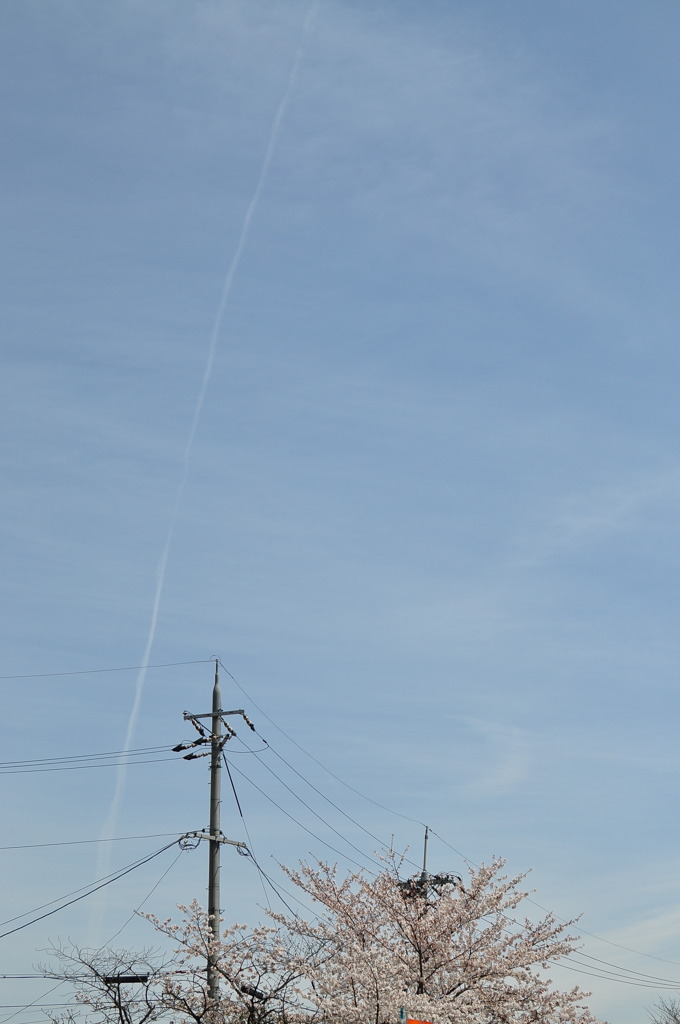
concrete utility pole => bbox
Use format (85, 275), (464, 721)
(176, 660), (256, 1006)
(207, 661), (222, 1004)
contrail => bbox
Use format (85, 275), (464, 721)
(186, 0), (319, 463)
(96, 1), (318, 885)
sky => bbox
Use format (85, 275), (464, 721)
(2, 1), (680, 1021)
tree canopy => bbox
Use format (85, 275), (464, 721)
(270, 852), (603, 1024)
(45, 853), (605, 1024)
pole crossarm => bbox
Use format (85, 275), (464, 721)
(184, 709), (247, 720)
(181, 830), (247, 850)
(103, 975), (150, 986)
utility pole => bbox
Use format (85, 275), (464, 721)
(398, 825), (460, 899)
(174, 660), (256, 1007)
(207, 660), (222, 1002)
(420, 824), (429, 884)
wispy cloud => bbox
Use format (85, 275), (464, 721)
(518, 466), (680, 564)
(454, 716), (531, 796)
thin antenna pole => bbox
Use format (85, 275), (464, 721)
(207, 659), (222, 1004)
(421, 825), (429, 882)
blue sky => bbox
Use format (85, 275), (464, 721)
(2, 2), (680, 1021)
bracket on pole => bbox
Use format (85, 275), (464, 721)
(181, 830), (248, 850)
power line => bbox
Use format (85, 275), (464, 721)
(5, 659), (663, 1000)
(238, 731), (425, 875)
(220, 664), (680, 985)
(462, 886), (680, 992)
(566, 925), (680, 970)
(222, 754), (271, 911)
(0, 832), (183, 852)
(0, 746), (170, 767)
(220, 661), (426, 826)
(226, 744), (382, 872)
(245, 851), (308, 919)
(560, 947), (680, 988)
(0, 660), (212, 681)
(0, 840), (180, 940)
(0, 757), (178, 775)
(0, 981), (67, 1024)
(555, 959), (680, 990)
(103, 845), (186, 945)
(436, 825), (680, 974)
(226, 760), (377, 875)
(0, 1004), (86, 1009)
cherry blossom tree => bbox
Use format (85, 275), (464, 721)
(271, 852), (606, 1024)
(44, 855), (606, 1024)
(44, 906), (305, 1024)
(42, 942), (170, 1024)
(145, 900), (308, 1024)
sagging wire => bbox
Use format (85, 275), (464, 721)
(0, 747), (170, 768)
(1, 757), (179, 776)
(104, 845), (187, 945)
(231, 738), (382, 873)
(217, 663), (680, 988)
(0, 981), (68, 1024)
(0, 839), (181, 939)
(233, 729), (424, 876)
(0, 833), (182, 852)
(219, 661), (426, 826)
(0, 660), (212, 681)
(222, 753), (271, 911)
(226, 760), (378, 877)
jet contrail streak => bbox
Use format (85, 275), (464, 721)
(184, 0), (319, 467)
(96, 1), (318, 893)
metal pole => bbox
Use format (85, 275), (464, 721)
(420, 825), (429, 883)
(208, 659), (222, 1004)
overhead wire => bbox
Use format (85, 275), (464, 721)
(561, 954), (680, 988)
(219, 661), (426, 828)
(442, 868), (680, 992)
(562, 925), (680, 970)
(218, 664), (680, 989)
(103, 843), (187, 945)
(0, 746), (170, 767)
(234, 730), (423, 876)
(243, 849), (304, 920)
(218, 744), (339, 920)
(4, 849), (189, 1024)
(0, 1004), (89, 1010)
(2, 659), (670, 999)
(226, 760), (378, 876)
(0, 839), (180, 939)
(0, 982), (67, 1024)
(221, 754), (271, 912)
(554, 959), (680, 990)
(430, 827), (680, 977)
(0, 660), (212, 681)
(0, 1019), (79, 1024)
(0, 757), (178, 775)
(225, 740), (384, 873)
(0, 833), (183, 852)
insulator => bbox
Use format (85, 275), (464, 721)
(173, 737), (209, 752)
